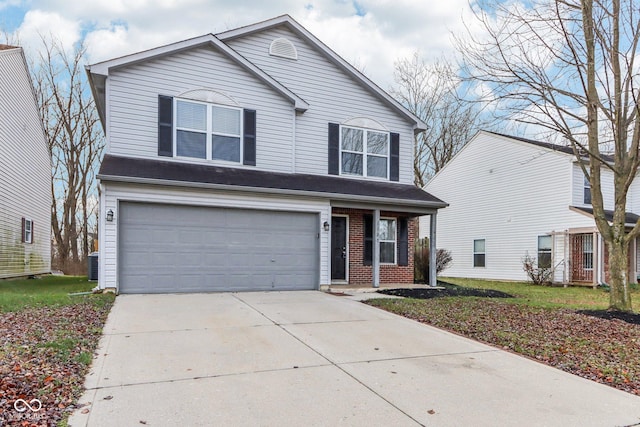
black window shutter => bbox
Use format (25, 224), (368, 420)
(398, 218), (409, 266)
(31, 221), (34, 244)
(21, 217), (25, 243)
(363, 214), (373, 266)
(158, 95), (173, 157)
(390, 132), (400, 181)
(328, 123), (340, 175)
(243, 109), (257, 166)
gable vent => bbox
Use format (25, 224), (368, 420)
(269, 38), (298, 60)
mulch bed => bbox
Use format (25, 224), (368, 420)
(369, 284), (640, 396)
(378, 283), (514, 299)
(0, 301), (112, 426)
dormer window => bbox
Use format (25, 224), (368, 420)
(340, 126), (389, 178)
(175, 99), (242, 163)
(583, 176), (591, 205)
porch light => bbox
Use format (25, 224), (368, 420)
(106, 209), (114, 222)
(323, 221), (330, 231)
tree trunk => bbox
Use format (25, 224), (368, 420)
(607, 238), (633, 311)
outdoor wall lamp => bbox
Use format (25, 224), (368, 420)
(323, 221), (330, 231)
(106, 209), (114, 222)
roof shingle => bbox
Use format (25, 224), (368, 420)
(98, 155), (447, 210)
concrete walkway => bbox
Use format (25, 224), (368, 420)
(69, 291), (640, 427)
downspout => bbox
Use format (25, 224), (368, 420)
(634, 237), (638, 284)
(595, 231), (600, 287)
(373, 209), (380, 288)
(563, 231), (569, 286)
(429, 212), (437, 286)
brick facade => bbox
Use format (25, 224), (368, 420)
(332, 208), (415, 285)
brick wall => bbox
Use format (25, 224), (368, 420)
(332, 208), (415, 285)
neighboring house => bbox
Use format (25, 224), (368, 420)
(87, 15), (446, 294)
(0, 45), (51, 278)
(420, 131), (640, 286)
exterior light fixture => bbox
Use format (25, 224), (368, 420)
(323, 221), (330, 231)
(106, 209), (114, 222)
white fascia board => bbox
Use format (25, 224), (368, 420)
(86, 34), (309, 112)
(98, 174), (447, 212)
(216, 15), (427, 131)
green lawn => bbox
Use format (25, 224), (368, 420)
(366, 278), (640, 396)
(0, 275), (114, 426)
(440, 277), (640, 311)
(0, 275), (112, 312)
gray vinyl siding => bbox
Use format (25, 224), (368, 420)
(0, 48), (51, 278)
(107, 46), (295, 172)
(226, 27), (415, 184)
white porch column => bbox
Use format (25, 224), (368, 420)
(373, 209), (380, 288)
(429, 212), (437, 287)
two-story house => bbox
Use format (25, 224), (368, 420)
(87, 15), (446, 294)
(0, 45), (51, 279)
(421, 131), (640, 286)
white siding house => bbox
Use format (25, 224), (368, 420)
(421, 131), (639, 285)
(88, 15), (446, 294)
(0, 45), (51, 278)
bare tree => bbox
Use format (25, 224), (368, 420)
(390, 53), (487, 187)
(31, 37), (103, 273)
(459, 0), (639, 311)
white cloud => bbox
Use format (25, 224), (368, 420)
(13, 10), (81, 59)
(10, 0), (478, 89)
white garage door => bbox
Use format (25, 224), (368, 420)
(118, 202), (319, 293)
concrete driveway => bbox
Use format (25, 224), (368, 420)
(69, 291), (640, 427)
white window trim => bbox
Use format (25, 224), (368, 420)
(173, 98), (244, 164)
(339, 125), (390, 180)
(473, 238), (486, 268)
(379, 217), (397, 265)
(24, 218), (33, 244)
(537, 235), (553, 268)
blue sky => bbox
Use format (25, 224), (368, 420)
(0, 0), (480, 89)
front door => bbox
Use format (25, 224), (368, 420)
(331, 216), (347, 281)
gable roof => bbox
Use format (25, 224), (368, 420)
(485, 131), (576, 156)
(485, 131), (615, 162)
(86, 33), (310, 125)
(99, 154), (447, 212)
(216, 15), (427, 132)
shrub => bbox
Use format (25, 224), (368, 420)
(522, 253), (553, 286)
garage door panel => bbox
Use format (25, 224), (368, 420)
(118, 203), (318, 293)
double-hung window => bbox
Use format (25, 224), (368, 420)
(22, 218), (33, 244)
(379, 218), (397, 264)
(341, 126), (389, 178)
(537, 235), (552, 269)
(473, 239), (486, 267)
(175, 99), (242, 162)
(583, 176), (591, 205)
